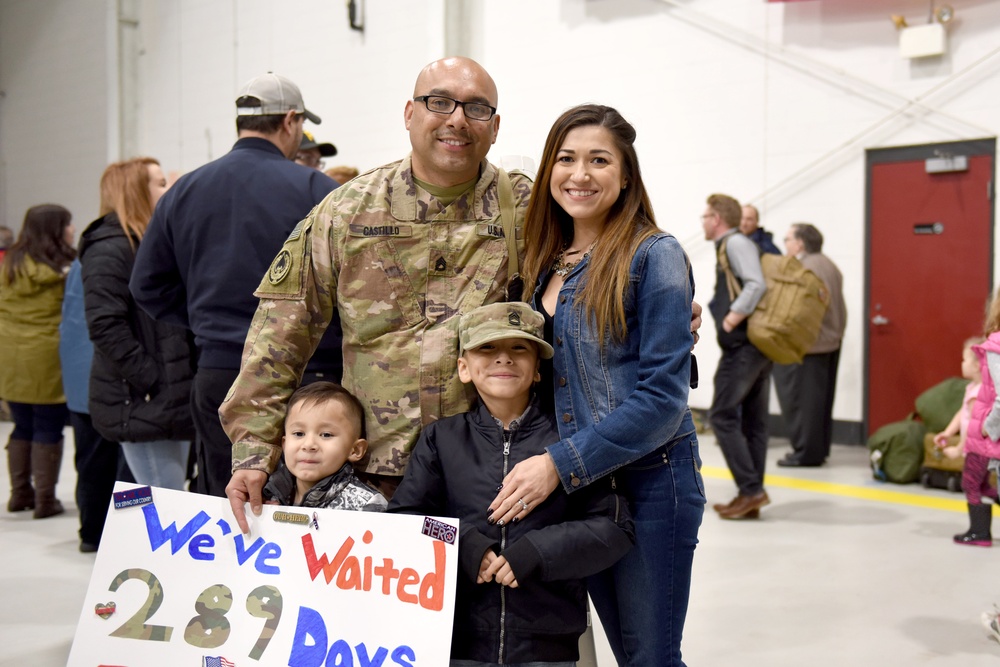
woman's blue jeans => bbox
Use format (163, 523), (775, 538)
(120, 440), (190, 490)
(587, 433), (705, 667)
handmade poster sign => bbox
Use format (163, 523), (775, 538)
(68, 483), (459, 667)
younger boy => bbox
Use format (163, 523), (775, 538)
(389, 302), (634, 666)
(263, 382), (387, 511)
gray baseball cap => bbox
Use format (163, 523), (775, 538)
(236, 72), (321, 124)
(459, 302), (554, 359)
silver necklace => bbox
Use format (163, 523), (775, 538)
(552, 241), (595, 277)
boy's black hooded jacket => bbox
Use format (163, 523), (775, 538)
(389, 398), (634, 664)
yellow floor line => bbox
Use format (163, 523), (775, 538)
(700, 465), (986, 514)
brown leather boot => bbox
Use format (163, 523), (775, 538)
(32, 440), (65, 519)
(718, 491), (770, 520)
(713, 495), (763, 516)
(712, 496), (737, 513)
(6, 438), (34, 512)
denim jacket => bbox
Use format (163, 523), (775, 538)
(533, 233), (697, 493)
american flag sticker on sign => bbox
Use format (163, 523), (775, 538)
(203, 656), (235, 667)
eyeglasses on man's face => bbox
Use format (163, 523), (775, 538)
(296, 152), (324, 169)
(413, 95), (497, 121)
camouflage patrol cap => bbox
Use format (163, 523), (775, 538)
(459, 302), (554, 359)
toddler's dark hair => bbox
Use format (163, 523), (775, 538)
(287, 381), (366, 439)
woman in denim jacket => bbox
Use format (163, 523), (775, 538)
(489, 105), (704, 667)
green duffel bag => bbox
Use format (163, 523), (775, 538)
(914, 377), (969, 434)
(867, 418), (927, 484)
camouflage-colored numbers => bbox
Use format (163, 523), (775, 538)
(246, 584), (283, 660)
(101, 570), (284, 659)
(183, 583), (233, 648)
(108, 568), (173, 642)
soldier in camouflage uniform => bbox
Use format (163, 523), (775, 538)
(222, 57), (531, 531)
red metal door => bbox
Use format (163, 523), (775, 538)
(867, 149), (993, 433)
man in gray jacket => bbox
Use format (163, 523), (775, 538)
(774, 223), (847, 467)
(704, 193), (771, 520)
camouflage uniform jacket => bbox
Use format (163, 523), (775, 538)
(263, 462), (387, 512)
(223, 155), (532, 476)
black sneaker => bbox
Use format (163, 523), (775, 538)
(953, 531), (992, 547)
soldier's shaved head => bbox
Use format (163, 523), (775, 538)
(405, 56), (501, 187)
(413, 57), (498, 107)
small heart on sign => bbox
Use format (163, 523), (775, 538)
(95, 601), (116, 619)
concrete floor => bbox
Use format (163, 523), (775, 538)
(1, 420), (999, 666)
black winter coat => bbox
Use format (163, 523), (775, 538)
(389, 399), (634, 664)
(79, 214), (195, 442)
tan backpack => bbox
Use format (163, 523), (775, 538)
(718, 240), (829, 364)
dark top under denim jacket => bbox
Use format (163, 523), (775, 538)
(533, 233), (697, 492)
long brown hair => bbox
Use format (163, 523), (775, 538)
(99, 157), (160, 250)
(984, 287), (1000, 336)
(2, 204), (75, 283)
(523, 104), (658, 342)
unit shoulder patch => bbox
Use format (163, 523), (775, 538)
(254, 218), (313, 299)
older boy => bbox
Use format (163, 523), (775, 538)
(263, 382), (386, 511)
(389, 302), (634, 666)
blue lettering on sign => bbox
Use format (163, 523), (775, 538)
(188, 533), (215, 561)
(235, 535), (266, 565)
(142, 504), (210, 554)
(328, 639), (352, 667)
(140, 503), (282, 572)
(288, 606), (416, 667)
(289, 607), (327, 666)
(391, 646), (415, 667)
(256, 542), (282, 575)
(233, 535), (283, 574)
(356, 644), (388, 667)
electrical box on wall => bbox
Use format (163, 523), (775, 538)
(899, 23), (946, 58)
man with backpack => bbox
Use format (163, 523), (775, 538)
(773, 223), (847, 467)
(703, 193), (773, 520)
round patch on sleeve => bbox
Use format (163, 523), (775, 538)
(268, 249), (293, 284)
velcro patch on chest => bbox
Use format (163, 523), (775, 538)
(348, 223), (412, 238)
(476, 222), (505, 238)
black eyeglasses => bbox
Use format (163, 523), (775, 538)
(296, 152), (324, 168)
(413, 95), (497, 121)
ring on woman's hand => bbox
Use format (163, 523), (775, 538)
(518, 498), (529, 511)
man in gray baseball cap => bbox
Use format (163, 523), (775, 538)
(236, 72), (322, 125)
(131, 71), (341, 497)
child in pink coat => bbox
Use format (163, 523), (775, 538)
(955, 291), (1000, 547)
(932, 337), (983, 461)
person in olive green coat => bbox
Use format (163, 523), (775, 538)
(0, 204), (76, 518)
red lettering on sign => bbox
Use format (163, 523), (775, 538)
(299, 532), (446, 611)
